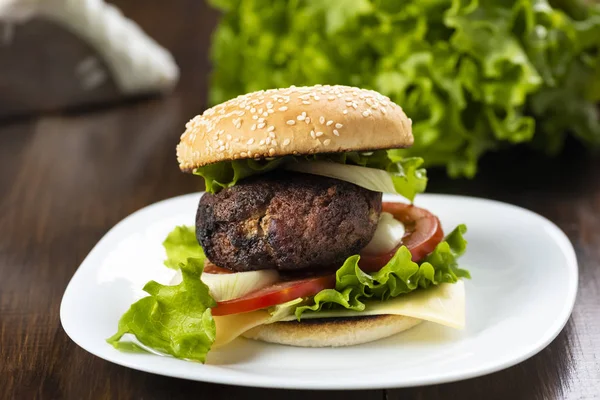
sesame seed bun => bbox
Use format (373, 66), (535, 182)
(177, 85), (413, 172)
(242, 314), (422, 347)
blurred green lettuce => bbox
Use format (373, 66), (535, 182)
(208, 0), (600, 177)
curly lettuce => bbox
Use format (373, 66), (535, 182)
(208, 0), (600, 177)
(106, 257), (216, 363)
(162, 226), (205, 269)
(193, 150), (427, 201)
(295, 225), (469, 318)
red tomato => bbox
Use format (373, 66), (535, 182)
(359, 203), (444, 272)
(204, 260), (233, 275)
(211, 275), (335, 316)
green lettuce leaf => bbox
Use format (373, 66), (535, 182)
(295, 224), (469, 318)
(194, 158), (286, 193)
(208, 0), (600, 178)
(106, 257), (216, 363)
(193, 150), (427, 201)
(163, 226), (204, 269)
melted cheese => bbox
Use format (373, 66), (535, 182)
(212, 281), (465, 348)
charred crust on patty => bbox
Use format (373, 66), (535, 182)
(196, 172), (382, 272)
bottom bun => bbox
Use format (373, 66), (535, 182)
(242, 314), (422, 347)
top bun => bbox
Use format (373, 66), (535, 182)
(177, 85), (413, 171)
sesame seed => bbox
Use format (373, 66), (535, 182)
(310, 130), (316, 139)
(263, 112), (269, 117)
(258, 118), (265, 123)
(272, 139), (277, 146)
(283, 138), (291, 146)
(287, 120), (296, 125)
(266, 102), (273, 109)
(297, 114), (306, 121)
(257, 123), (266, 129)
(219, 145), (225, 151)
(319, 116), (325, 124)
(315, 131), (324, 137)
(226, 134), (232, 140)
(333, 129), (340, 136)
(267, 125), (275, 132)
(328, 96), (336, 101)
(266, 138), (271, 145)
(302, 101), (311, 105)
(251, 108), (256, 113)
(323, 139), (331, 146)
(279, 106), (288, 111)
(362, 110), (371, 117)
(305, 117), (311, 124)
(241, 152), (248, 157)
(269, 132), (276, 138)
(247, 138), (255, 144)
(252, 115), (258, 120)
(251, 124), (256, 131)
(326, 120), (333, 126)
(269, 148), (276, 156)
(258, 108), (263, 114)
(236, 123), (242, 129)
(335, 123), (343, 129)
(218, 139), (224, 145)
(314, 95), (320, 101)
(259, 139), (265, 145)
(268, 109), (274, 114)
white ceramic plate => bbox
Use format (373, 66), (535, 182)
(60, 193), (577, 390)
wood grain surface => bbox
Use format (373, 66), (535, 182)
(1, 1), (599, 399)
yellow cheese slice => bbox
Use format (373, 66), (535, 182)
(212, 281), (465, 348)
(283, 280), (465, 328)
(213, 309), (272, 348)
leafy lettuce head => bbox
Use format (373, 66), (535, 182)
(208, 0), (600, 177)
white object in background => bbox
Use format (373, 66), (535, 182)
(0, 0), (179, 94)
(60, 192), (578, 389)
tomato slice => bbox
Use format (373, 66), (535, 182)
(204, 259), (234, 275)
(359, 203), (444, 272)
(211, 275), (335, 316)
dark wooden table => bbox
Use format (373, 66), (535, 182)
(1, 2), (599, 399)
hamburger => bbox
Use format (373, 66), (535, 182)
(108, 85), (469, 362)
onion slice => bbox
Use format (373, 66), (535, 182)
(285, 161), (398, 194)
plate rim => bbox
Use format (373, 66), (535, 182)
(60, 193), (578, 390)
